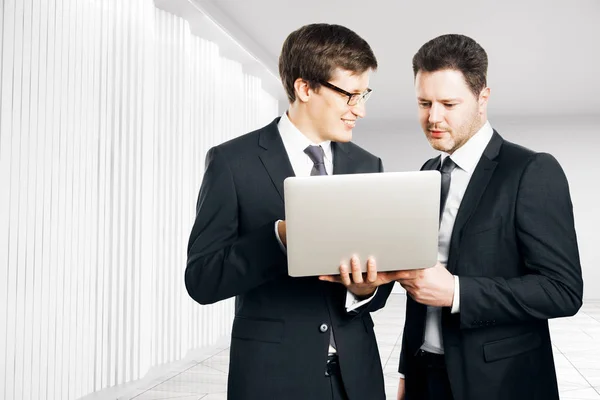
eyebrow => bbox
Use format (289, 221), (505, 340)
(418, 97), (462, 102)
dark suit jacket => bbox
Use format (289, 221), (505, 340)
(186, 118), (394, 400)
(399, 131), (583, 400)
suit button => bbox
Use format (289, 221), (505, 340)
(319, 323), (329, 333)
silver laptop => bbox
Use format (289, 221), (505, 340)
(284, 171), (440, 277)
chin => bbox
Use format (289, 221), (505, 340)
(333, 130), (353, 143)
(429, 138), (453, 153)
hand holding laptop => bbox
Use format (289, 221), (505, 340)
(319, 256), (454, 306)
(319, 255), (408, 298)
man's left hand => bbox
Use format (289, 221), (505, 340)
(396, 262), (455, 307)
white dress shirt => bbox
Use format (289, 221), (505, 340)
(272, 113), (376, 354)
(420, 120), (494, 355)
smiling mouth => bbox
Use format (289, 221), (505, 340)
(342, 119), (356, 128)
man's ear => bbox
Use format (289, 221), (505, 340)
(294, 78), (312, 103)
(478, 87), (490, 114)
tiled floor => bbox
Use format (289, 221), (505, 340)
(84, 293), (600, 400)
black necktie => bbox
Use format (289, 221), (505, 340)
(304, 145), (336, 352)
(439, 157), (457, 219)
(304, 145), (328, 176)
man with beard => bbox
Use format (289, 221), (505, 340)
(394, 34), (583, 400)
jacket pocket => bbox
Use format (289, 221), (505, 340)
(232, 316), (285, 344)
(483, 331), (542, 362)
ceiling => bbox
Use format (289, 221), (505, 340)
(194, 0), (600, 124)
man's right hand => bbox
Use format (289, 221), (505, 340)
(277, 220), (287, 246)
(397, 377), (405, 400)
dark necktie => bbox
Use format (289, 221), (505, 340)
(304, 145), (337, 352)
(304, 145), (328, 176)
(439, 157), (457, 219)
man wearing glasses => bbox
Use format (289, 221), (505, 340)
(185, 24), (397, 400)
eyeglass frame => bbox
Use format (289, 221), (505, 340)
(317, 80), (373, 106)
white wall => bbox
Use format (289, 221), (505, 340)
(0, 1), (278, 399)
(353, 115), (600, 300)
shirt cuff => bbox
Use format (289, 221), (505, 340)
(398, 373), (405, 379)
(345, 288), (378, 312)
(451, 275), (460, 314)
(274, 220), (287, 254)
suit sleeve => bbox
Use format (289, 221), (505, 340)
(458, 153), (583, 328)
(185, 146), (287, 305)
(365, 282), (395, 311)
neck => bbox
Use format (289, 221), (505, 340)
(472, 118), (487, 136)
(287, 105), (325, 144)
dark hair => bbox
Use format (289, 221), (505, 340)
(279, 23), (378, 103)
(412, 34), (488, 97)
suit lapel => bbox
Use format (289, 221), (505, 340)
(422, 156), (441, 172)
(332, 142), (353, 175)
(258, 118), (295, 201)
(447, 131), (503, 273)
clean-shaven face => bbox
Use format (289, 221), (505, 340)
(415, 69), (486, 154)
(308, 68), (371, 143)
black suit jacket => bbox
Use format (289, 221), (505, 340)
(399, 131), (583, 400)
(186, 118), (394, 400)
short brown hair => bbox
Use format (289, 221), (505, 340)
(279, 23), (378, 103)
(412, 34), (488, 97)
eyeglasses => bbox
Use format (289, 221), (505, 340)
(318, 80), (372, 106)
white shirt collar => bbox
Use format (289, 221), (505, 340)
(278, 112), (333, 160)
(440, 120), (494, 173)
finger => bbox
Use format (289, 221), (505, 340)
(390, 270), (407, 280)
(398, 280), (414, 290)
(395, 270), (419, 281)
(351, 256), (364, 284)
(366, 257), (377, 283)
(319, 275), (343, 283)
(339, 263), (352, 286)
